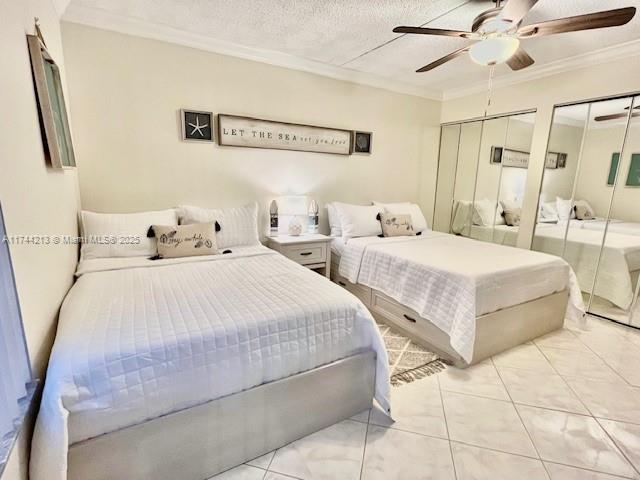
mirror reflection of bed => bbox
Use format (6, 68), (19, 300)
(533, 96), (640, 327)
(435, 99), (640, 328)
(439, 112), (535, 248)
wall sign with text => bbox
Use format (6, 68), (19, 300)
(217, 114), (352, 155)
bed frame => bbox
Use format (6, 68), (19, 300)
(67, 351), (376, 480)
(330, 256), (567, 368)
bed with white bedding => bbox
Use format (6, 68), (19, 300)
(31, 245), (390, 480)
(331, 232), (583, 366)
(468, 222), (640, 309)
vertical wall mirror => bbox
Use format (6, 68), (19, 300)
(434, 111), (536, 247)
(534, 94), (640, 327)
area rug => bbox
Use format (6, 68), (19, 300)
(376, 321), (446, 386)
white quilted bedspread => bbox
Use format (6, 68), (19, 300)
(31, 246), (389, 480)
(339, 233), (584, 363)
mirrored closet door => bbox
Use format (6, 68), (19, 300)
(534, 94), (640, 327)
(434, 111), (536, 247)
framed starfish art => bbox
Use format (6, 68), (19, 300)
(181, 109), (213, 142)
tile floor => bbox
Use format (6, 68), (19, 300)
(211, 315), (640, 480)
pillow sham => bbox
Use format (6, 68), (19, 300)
(151, 222), (218, 258)
(334, 202), (382, 240)
(472, 199), (498, 226)
(540, 201), (558, 220)
(179, 202), (259, 248)
(80, 209), (177, 260)
(379, 213), (415, 237)
(556, 197), (575, 221)
(326, 203), (342, 237)
(374, 201), (429, 232)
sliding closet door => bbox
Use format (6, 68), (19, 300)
(492, 112), (535, 246)
(591, 95), (640, 325)
(534, 97), (635, 320)
(433, 124), (462, 233)
(469, 117), (509, 244)
(450, 121), (483, 237)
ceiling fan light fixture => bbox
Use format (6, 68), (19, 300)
(469, 36), (520, 66)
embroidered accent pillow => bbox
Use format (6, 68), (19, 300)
(575, 203), (595, 220)
(151, 222), (218, 258)
(380, 213), (415, 237)
(500, 200), (522, 227)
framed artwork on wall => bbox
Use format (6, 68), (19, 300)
(351, 131), (373, 155)
(608, 152), (640, 186)
(27, 33), (76, 169)
(607, 153), (620, 186)
(490, 146), (566, 169)
(181, 110), (214, 142)
(217, 114), (352, 155)
(626, 153), (640, 187)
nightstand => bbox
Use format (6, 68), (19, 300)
(266, 234), (333, 278)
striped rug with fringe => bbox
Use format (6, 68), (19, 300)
(377, 321), (446, 387)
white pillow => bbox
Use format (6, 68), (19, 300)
(556, 197), (575, 221)
(80, 209), (177, 260)
(472, 199), (498, 226)
(179, 202), (259, 248)
(540, 201), (558, 219)
(375, 201), (429, 232)
(326, 203), (342, 237)
(334, 202), (382, 240)
(494, 205), (506, 226)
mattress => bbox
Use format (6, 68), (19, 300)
(533, 223), (640, 308)
(338, 232), (583, 363)
(31, 245), (390, 480)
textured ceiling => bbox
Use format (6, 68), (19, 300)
(63, 0), (640, 97)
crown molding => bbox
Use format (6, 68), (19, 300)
(442, 39), (640, 101)
(62, 4), (443, 101)
(53, 0), (71, 18)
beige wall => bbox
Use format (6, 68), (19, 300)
(60, 23), (441, 230)
(575, 123), (640, 221)
(0, 0), (80, 478)
(439, 55), (640, 248)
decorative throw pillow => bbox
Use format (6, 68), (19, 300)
(374, 201), (429, 232)
(574, 200), (595, 220)
(379, 213), (415, 237)
(500, 200), (522, 227)
(150, 222), (218, 259)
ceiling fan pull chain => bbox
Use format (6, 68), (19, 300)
(484, 65), (496, 117)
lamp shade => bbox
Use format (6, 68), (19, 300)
(469, 37), (520, 66)
(276, 195), (308, 235)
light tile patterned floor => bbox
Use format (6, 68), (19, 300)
(211, 315), (640, 480)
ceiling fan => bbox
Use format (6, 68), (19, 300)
(393, 0), (636, 73)
(595, 105), (640, 122)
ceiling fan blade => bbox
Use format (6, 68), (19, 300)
(518, 7), (636, 37)
(416, 46), (470, 73)
(595, 112), (640, 122)
(507, 47), (535, 71)
(500, 0), (540, 25)
(393, 26), (474, 38)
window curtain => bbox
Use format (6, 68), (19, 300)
(0, 204), (32, 466)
